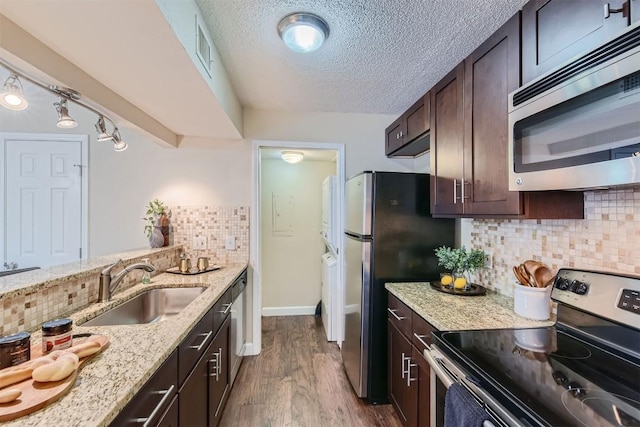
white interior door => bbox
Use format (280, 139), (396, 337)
(2, 133), (87, 269)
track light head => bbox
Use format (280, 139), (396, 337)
(0, 73), (28, 110)
(95, 116), (113, 142)
(111, 129), (128, 152)
(54, 98), (77, 128)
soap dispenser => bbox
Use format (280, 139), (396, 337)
(141, 258), (152, 284)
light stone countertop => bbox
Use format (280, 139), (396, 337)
(3, 263), (247, 427)
(0, 246), (179, 296)
(386, 282), (556, 331)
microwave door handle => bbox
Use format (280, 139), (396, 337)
(423, 348), (454, 388)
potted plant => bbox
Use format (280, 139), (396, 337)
(435, 246), (487, 289)
(143, 199), (169, 248)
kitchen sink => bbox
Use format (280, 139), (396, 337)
(82, 287), (207, 326)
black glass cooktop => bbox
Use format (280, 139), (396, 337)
(434, 326), (640, 427)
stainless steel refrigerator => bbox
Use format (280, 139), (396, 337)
(342, 171), (455, 403)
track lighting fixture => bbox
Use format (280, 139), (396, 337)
(0, 73), (28, 110)
(54, 98), (77, 128)
(1, 59), (128, 152)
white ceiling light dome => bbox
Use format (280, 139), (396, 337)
(277, 12), (329, 53)
(281, 150), (304, 164)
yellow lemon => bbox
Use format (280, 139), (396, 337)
(440, 275), (453, 286)
(454, 277), (467, 289)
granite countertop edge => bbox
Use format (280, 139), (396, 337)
(385, 282), (556, 331)
(3, 263), (247, 427)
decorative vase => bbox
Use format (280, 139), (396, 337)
(149, 226), (164, 248)
(159, 213), (170, 247)
(453, 269), (471, 291)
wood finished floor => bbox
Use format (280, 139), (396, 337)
(219, 315), (402, 427)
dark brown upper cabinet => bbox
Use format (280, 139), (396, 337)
(385, 92), (430, 157)
(522, 0), (636, 85)
(430, 12), (584, 219)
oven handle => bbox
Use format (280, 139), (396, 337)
(423, 347), (454, 388)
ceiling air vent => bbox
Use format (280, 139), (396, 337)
(195, 16), (212, 77)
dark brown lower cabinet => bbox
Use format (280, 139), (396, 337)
(209, 316), (230, 427)
(179, 338), (212, 426)
(388, 293), (436, 427)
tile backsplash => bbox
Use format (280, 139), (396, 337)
(470, 187), (640, 297)
(168, 206), (250, 265)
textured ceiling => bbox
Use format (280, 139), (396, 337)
(196, 0), (529, 115)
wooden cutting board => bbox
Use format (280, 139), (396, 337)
(0, 334), (109, 422)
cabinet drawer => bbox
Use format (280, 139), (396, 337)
(387, 293), (412, 339)
(110, 350), (178, 427)
(213, 287), (233, 335)
(232, 269), (248, 301)
(178, 307), (214, 386)
(411, 312), (436, 354)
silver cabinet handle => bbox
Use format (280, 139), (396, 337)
(387, 308), (405, 321)
(209, 353), (219, 381)
(413, 333), (430, 349)
(453, 179), (458, 203)
(132, 385), (175, 427)
(221, 303), (232, 315)
(461, 178), (469, 203)
(401, 352), (408, 379)
(189, 330), (213, 351)
(604, 3), (625, 18)
(406, 360), (417, 387)
(217, 347), (222, 376)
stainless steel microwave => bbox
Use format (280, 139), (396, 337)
(508, 23), (640, 191)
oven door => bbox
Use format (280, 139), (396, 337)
(423, 345), (523, 427)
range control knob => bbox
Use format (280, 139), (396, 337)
(568, 381), (586, 398)
(555, 277), (570, 291)
(572, 281), (589, 295)
(552, 370), (568, 386)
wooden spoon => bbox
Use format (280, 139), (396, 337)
(513, 266), (531, 286)
(534, 266), (553, 288)
(519, 264), (536, 287)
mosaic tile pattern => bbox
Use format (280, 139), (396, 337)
(0, 247), (180, 336)
(169, 206), (250, 265)
(470, 187), (640, 297)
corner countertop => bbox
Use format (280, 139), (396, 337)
(3, 263), (247, 427)
(385, 282), (556, 331)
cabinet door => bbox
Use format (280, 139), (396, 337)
(209, 316), (230, 427)
(388, 320), (412, 425)
(179, 341), (211, 427)
(463, 13), (522, 216)
(522, 0), (631, 85)
(430, 63), (465, 215)
(156, 396), (179, 427)
(386, 117), (405, 155)
(412, 347), (430, 427)
(405, 93), (430, 142)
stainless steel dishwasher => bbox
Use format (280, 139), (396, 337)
(229, 269), (247, 386)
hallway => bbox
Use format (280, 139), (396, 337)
(219, 316), (402, 426)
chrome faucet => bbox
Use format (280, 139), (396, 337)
(98, 259), (156, 302)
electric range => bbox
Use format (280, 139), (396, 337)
(426, 268), (640, 427)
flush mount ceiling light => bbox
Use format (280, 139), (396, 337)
(277, 12), (329, 53)
(54, 98), (77, 128)
(0, 73), (28, 110)
(281, 150), (304, 164)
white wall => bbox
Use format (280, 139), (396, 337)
(260, 157), (335, 313)
(244, 108), (418, 177)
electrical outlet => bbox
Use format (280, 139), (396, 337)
(194, 236), (207, 250)
(484, 254), (493, 269)
(225, 236), (236, 250)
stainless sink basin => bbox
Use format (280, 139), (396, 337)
(82, 287), (207, 326)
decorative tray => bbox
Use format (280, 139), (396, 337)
(165, 266), (222, 275)
(430, 281), (486, 296)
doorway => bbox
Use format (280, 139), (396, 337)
(250, 140), (345, 355)
(0, 132), (88, 269)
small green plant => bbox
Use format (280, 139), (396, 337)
(143, 199), (167, 238)
(435, 246), (487, 274)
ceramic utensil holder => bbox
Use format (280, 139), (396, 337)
(514, 283), (552, 320)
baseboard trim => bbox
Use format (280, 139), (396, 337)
(261, 306), (316, 316)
